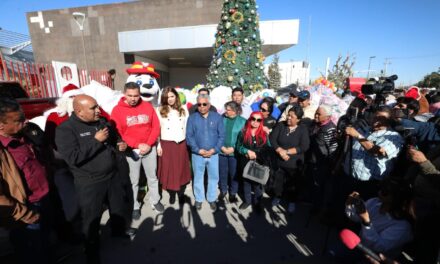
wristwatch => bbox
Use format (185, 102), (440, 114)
(286, 149), (290, 155)
(357, 134), (365, 140)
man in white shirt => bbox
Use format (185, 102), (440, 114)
(232, 87), (252, 119)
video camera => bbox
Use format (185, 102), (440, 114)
(361, 75), (398, 95)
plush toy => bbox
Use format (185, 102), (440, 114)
(126, 61), (161, 106)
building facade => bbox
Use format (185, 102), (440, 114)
(27, 0), (299, 90)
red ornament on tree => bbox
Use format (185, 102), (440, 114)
(229, 8), (236, 14)
(233, 40), (239, 46)
(221, 38), (226, 44)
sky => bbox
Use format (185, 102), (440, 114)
(1, 0), (439, 86)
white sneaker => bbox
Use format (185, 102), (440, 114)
(287, 203), (296, 214)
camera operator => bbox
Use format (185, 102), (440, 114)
(366, 148), (440, 264)
(394, 97), (419, 121)
(337, 97), (369, 136)
(342, 106), (404, 200)
(341, 177), (413, 262)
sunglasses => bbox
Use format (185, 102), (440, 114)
(197, 103), (208, 107)
(251, 117), (262, 122)
(260, 108), (269, 112)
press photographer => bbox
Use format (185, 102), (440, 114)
(342, 177), (412, 263)
(342, 106), (404, 200)
(358, 75), (398, 125)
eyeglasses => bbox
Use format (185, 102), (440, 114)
(197, 103), (208, 107)
(251, 117), (262, 122)
(260, 108), (269, 112)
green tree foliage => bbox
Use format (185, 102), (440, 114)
(268, 53), (281, 90)
(206, 0), (266, 92)
(416, 71), (440, 88)
(326, 54), (356, 89)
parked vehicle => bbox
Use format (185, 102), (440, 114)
(0, 81), (57, 119)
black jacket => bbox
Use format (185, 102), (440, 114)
(55, 114), (118, 185)
(270, 122), (310, 169)
(309, 121), (338, 163)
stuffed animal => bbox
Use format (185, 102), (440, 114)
(126, 61), (161, 106)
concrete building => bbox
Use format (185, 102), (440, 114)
(27, 0), (299, 90)
(264, 60), (310, 87)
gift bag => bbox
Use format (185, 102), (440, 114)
(242, 160), (270, 185)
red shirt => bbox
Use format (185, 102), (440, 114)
(0, 135), (49, 203)
(111, 98), (160, 148)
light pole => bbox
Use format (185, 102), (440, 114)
(72, 12), (88, 75)
(367, 56), (376, 79)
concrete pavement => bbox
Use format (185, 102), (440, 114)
(61, 186), (339, 264)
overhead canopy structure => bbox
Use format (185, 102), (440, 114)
(118, 19), (299, 68)
(0, 29), (34, 75)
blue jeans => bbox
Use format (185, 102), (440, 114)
(219, 155), (238, 195)
(192, 153), (219, 203)
(243, 178), (263, 204)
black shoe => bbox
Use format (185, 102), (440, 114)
(112, 227), (136, 241)
(254, 201), (263, 215)
(239, 202), (251, 210)
(153, 201), (165, 212)
(229, 194), (238, 203)
(209, 202), (217, 211)
(169, 193), (176, 205)
(132, 209), (141, 221)
(218, 192), (226, 201)
(195, 201), (202, 210)
(178, 194), (187, 205)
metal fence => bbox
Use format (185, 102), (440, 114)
(0, 53), (113, 98)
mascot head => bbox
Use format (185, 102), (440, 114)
(126, 61), (161, 103)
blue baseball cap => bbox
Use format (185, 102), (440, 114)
(297, 90), (310, 100)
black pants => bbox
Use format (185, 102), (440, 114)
(413, 199), (440, 264)
(168, 184), (186, 198)
(311, 161), (334, 209)
(75, 173), (131, 262)
(9, 195), (52, 264)
(273, 167), (300, 202)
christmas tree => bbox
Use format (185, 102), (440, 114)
(268, 53), (282, 90)
(206, 0), (266, 93)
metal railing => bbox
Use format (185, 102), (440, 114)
(0, 53), (113, 98)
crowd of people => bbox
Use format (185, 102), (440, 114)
(0, 82), (439, 264)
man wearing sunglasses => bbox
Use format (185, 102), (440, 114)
(188, 88), (217, 115)
(186, 94), (225, 212)
(278, 88), (299, 115)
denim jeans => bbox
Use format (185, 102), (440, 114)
(192, 153), (219, 203)
(243, 178), (263, 204)
(219, 154), (238, 195)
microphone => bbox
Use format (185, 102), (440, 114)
(97, 117), (110, 130)
(339, 229), (381, 262)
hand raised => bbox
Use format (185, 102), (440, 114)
(117, 141), (127, 152)
(95, 127), (109, 142)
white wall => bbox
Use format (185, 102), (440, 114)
(169, 67), (209, 88)
(264, 61), (310, 87)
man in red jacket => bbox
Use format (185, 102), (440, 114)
(111, 82), (164, 220)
